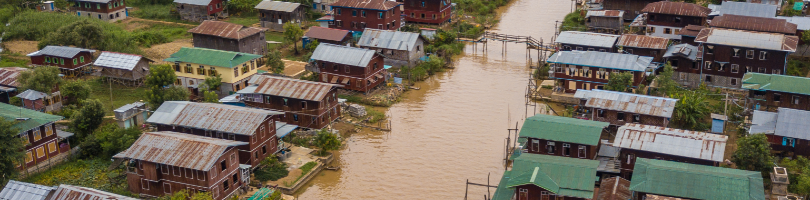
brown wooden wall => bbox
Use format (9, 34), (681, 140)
(72, 0), (126, 13)
(523, 137), (598, 160)
(514, 185), (591, 200)
(701, 44), (788, 78)
(30, 52), (94, 70)
(192, 33), (268, 56)
(646, 13), (705, 27)
(330, 6), (403, 32)
(17, 123), (69, 170)
(618, 148), (718, 179)
(552, 63), (645, 93)
(623, 47), (664, 62)
(602, 0), (659, 19)
(750, 91), (810, 112)
(402, 0), (452, 24)
(243, 89), (341, 129)
(765, 134), (810, 157)
(315, 55), (387, 92)
(586, 16), (623, 30)
(587, 108), (669, 127)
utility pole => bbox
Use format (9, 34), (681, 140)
(109, 78), (114, 112)
(724, 93), (729, 117)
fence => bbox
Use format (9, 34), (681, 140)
(19, 147), (80, 179)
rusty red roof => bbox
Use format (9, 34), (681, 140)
(597, 177), (632, 200)
(304, 26), (350, 42)
(679, 25), (705, 37)
(330, 0), (401, 11)
(52, 184), (138, 200)
(710, 14), (797, 35)
(0, 67), (28, 87)
(641, 1), (711, 17)
(188, 20), (268, 40)
(246, 75), (341, 101)
(113, 131), (247, 171)
(617, 34), (670, 49)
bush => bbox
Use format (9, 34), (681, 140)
(254, 156), (289, 182)
(299, 161), (317, 174)
(131, 30), (171, 47)
(130, 4), (182, 22)
(366, 108), (386, 123)
(22, 159), (132, 196)
(560, 11), (587, 31)
(3, 11), (142, 54)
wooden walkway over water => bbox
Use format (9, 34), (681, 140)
(458, 31), (555, 51)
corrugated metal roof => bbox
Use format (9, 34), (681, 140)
(0, 103), (63, 134)
(629, 158), (765, 200)
(15, 89), (47, 100)
(330, 0), (401, 10)
(26, 46), (95, 58)
(163, 47), (263, 68)
(519, 114), (609, 146)
(710, 14), (796, 34)
(719, 1), (777, 18)
(56, 129), (74, 139)
(773, 108), (810, 140)
(491, 171), (514, 200)
(555, 31), (620, 48)
(173, 0), (211, 6)
(742, 72), (810, 95)
(663, 43), (698, 61)
(749, 110), (778, 135)
(645, 194), (689, 200)
(505, 153), (599, 199)
(0, 67), (28, 87)
(777, 16), (810, 30)
(311, 43), (376, 67)
(275, 121), (297, 138)
(51, 184), (138, 200)
(547, 51), (654, 72)
(246, 75), (340, 101)
(598, 142), (620, 157)
(585, 10), (624, 18)
(597, 177), (631, 200)
(617, 34), (669, 49)
(580, 89), (677, 118)
(357, 28), (423, 51)
(305, 27), (350, 42)
(641, 1), (711, 17)
(188, 20), (268, 40)
(93, 51), (150, 71)
(254, 0), (301, 12)
(113, 131), (247, 171)
(147, 101), (281, 136)
(0, 180), (55, 200)
(71, 0), (114, 3)
(695, 28), (798, 52)
(614, 123), (727, 162)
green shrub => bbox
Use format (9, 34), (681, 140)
(338, 94), (362, 103)
(366, 108), (386, 123)
(254, 156), (289, 182)
(3, 11), (142, 54)
(299, 161), (317, 175)
(561, 11), (587, 31)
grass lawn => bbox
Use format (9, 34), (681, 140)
(226, 13), (259, 27)
(129, 3), (198, 25)
(22, 158), (132, 196)
(86, 77), (150, 116)
(266, 31), (285, 42)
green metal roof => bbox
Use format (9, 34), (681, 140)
(163, 47), (263, 68)
(0, 103), (63, 135)
(505, 153), (599, 199)
(629, 158), (765, 200)
(491, 171), (514, 200)
(742, 72), (810, 95)
(519, 114), (609, 146)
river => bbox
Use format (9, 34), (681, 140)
(295, 0), (572, 199)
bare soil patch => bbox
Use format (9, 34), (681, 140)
(142, 38), (192, 61)
(3, 40), (39, 55)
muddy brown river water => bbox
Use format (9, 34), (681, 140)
(295, 0), (572, 199)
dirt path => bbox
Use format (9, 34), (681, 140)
(142, 38), (193, 61)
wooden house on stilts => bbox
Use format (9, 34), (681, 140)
(93, 51), (154, 87)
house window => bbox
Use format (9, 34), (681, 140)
(337, 8), (341, 15)
(25, 151), (33, 163)
(432, 14), (436, 19)
(758, 67), (766, 73)
(760, 51), (767, 60)
(378, 24), (383, 29)
(564, 46), (571, 50)
(232, 174), (238, 185)
(220, 160), (226, 171)
(733, 48), (740, 57)
(706, 45), (713, 54)
(731, 78), (738, 86)
(197, 66), (206, 75)
(336, 20), (342, 27)
(704, 61), (712, 70)
(173, 166), (181, 176)
(747, 50), (755, 59)
(45, 125), (53, 136)
(674, 17), (681, 23)
(578, 146), (586, 158)
(262, 145), (267, 154)
(378, 12), (383, 19)
(705, 75), (712, 83)
(208, 67), (217, 76)
(664, 28), (671, 34)
(680, 73), (686, 80)
(141, 179), (150, 190)
(345, 66), (350, 73)
(632, 114), (640, 123)
(794, 95), (801, 105)
(21, 135), (29, 146)
(293, 114), (299, 121)
(576, 47), (583, 51)
(163, 183), (171, 194)
(775, 93), (782, 102)
(185, 64), (193, 73)
(301, 102), (307, 109)
(223, 180), (229, 191)
(563, 144), (571, 156)
(626, 49), (633, 54)
(361, 10), (366, 17)
(717, 63), (725, 72)
(411, 12), (414, 18)
(546, 141), (555, 154)
(161, 164), (169, 174)
(174, 64), (181, 72)
(234, 67), (239, 76)
(597, 109), (605, 117)
(352, 10), (357, 17)
(73, 59), (77, 65)
(45, 57), (50, 63)
(617, 112), (625, 121)
(48, 142), (56, 153)
(626, 154), (635, 164)
(773, 69), (781, 74)
(731, 64), (739, 73)
(587, 48), (594, 51)
(648, 26), (655, 33)
(421, 1), (425, 7)
(33, 129), (41, 141)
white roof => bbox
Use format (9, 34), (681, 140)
(575, 89), (677, 118)
(697, 28), (798, 51)
(555, 31), (620, 48)
(546, 51), (654, 72)
(93, 52), (149, 71)
(749, 110), (778, 134)
(777, 16), (810, 30)
(613, 123), (728, 162)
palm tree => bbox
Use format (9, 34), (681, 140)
(670, 91), (710, 130)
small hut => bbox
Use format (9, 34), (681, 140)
(93, 51), (153, 86)
(255, 0), (304, 32)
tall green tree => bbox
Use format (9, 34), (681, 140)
(313, 129), (341, 156)
(283, 22), (304, 54)
(670, 91), (710, 130)
(305, 39), (320, 51)
(17, 66), (62, 93)
(655, 63), (679, 96)
(61, 80), (91, 105)
(780, 156), (810, 197)
(38, 19), (104, 50)
(266, 50), (285, 74)
(78, 124), (142, 158)
(145, 64), (186, 108)
(0, 119), (25, 188)
(70, 99), (105, 139)
(731, 134), (774, 173)
(605, 72), (633, 92)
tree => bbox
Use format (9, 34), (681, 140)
(305, 39), (320, 51)
(0, 119), (25, 188)
(199, 74), (222, 103)
(655, 63), (679, 96)
(313, 129), (341, 156)
(731, 134), (774, 173)
(61, 80), (91, 105)
(155, 189), (214, 200)
(283, 22), (304, 54)
(17, 66), (62, 93)
(78, 124), (142, 158)
(605, 72), (633, 92)
(266, 50), (285, 74)
(164, 85), (191, 101)
(803, 31), (810, 44)
(38, 19), (104, 50)
(254, 156), (289, 182)
(670, 91), (710, 130)
(145, 64), (184, 108)
(70, 99), (105, 139)
(780, 156), (810, 197)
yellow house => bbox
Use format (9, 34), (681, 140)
(164, 47), (263, 95)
